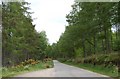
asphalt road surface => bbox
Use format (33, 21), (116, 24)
(16, 60), (109, 77)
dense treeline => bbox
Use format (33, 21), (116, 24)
(50, 2), (120, 59)
(2, 2), (48, 67)
(49, 2), (120, 76)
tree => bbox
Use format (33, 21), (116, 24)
(2, 2), (49, 67)
(55, 2), (119, 59)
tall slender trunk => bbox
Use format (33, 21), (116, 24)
(104, 29), (111, 53)
(93, 35), (96, 54)
(82, 38), (86, 58)
(104, 29), (107, 54)
(116, 25), (118, 40)
(102, 39), (105, 53)
(89, 43), (92, 55)
(110, 28), (113, 52)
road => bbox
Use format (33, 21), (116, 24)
(15, 60), (109, 77)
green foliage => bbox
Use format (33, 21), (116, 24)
(63, 61), (118, 77)
(57, 58), (67, 62)
(75, 48), (84, 58)
(23, 65), (30, 70)
(72, 53), (119, 67)
(2, 2), (48, 67)
(59, 53), (119, 77)
(52, 2), (119, 60)
(113, 39), (120, 51)
(2, 60), (53, 77)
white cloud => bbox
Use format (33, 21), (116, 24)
(25, 0), (74, 44)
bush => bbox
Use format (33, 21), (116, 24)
(75, 48), (84, 58)
(2, 67), (8, 71)
(21, 59), (39, 66)
(74, 53), (119, 68)
(24, 65), (30, 70)
(113, 39), (120, 51)
(75, 58), (84, 63)
(66, 59), (72, 62)
(45, 64), (50, 68)
(43, 58), (52, 62)
(57, 58), (66, 62)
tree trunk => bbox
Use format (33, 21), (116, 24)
(82, 38), (86, 58)
(93, 35), (96, 54)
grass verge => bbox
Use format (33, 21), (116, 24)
(61, 61), (118, 77)
(2, 60), (53, 77)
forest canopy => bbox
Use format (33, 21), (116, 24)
(2, 2), (48, 67)
(49, 2), (120, 59)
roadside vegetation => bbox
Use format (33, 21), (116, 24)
(2, 58), (53, 77)
(58, 53), (119, 77)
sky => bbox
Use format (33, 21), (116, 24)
(25, 0), (74, 44)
